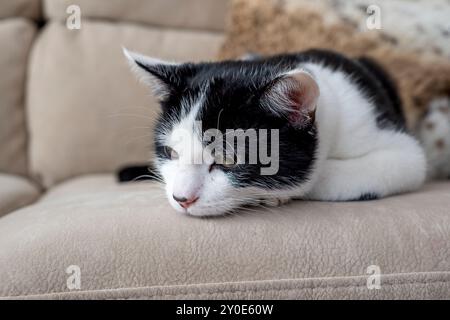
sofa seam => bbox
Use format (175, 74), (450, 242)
(50, 17), (225, 36)
(125, 280), (450, 299)
(3, 273), (450, 299)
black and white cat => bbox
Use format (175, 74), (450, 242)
(120, 48), (427, 216)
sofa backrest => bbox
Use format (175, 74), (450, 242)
(26, 0), (229, 187)
(44, 0), (227, 32)
(0, 0), (41, 20)
(0, 0), (39, 177)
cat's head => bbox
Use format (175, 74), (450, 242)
(124, 49), (319, 216)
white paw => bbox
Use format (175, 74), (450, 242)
(260, 197), (291, 207)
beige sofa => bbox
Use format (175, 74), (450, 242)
(0, 0), (449, 300)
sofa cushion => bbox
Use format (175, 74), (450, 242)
(27, 21), (224, 187)
(0, 174), (40, 217)
(0, 175), (448, 299)
(44, 0), (229, 32)
(0, 19), (36, 176)
(0, 0), (41, 20)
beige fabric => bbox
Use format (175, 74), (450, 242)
(0, 174), (40, 217)
(44, 0), (229, 32)
(6, 272), (450, 300)
(0, 175), (448, 299)
(27, 21), (224, 187)
(0, 0), (41, 20)
(0, 19), (36, 176)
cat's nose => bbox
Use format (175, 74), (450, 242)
(173, 194), (199, 209)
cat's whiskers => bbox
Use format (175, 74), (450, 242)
(124, 126), (155, 131)
(114, 105), (160, 117)
(132, 174), (156, 181)
(122, 133), (154, 145)
(107, 113), (156, 122)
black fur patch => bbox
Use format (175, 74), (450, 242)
(354, 193), (379, 201)
(356, 56), (405, 130)
(117, 165), (159, 182)
(197, 76), (318, 188)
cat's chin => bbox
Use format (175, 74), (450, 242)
(164, 190), (229, 217)
(182, 205), (230, 217)
(168, 200), (232, 217)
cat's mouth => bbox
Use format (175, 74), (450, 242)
(171, 196), (261, 217)
(177, 197), (199, 209)
(172, 199), (234, 217)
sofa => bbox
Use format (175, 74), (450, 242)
(0, 0), (449, 300)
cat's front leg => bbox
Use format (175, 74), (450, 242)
(305, 138), (426, 201)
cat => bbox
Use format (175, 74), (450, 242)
(119, 48), (427, 216)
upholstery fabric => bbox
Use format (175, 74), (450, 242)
(27, 21), (224, 187)
(0, 175), (448, 299)
(0, 0), (41, 20)
(44, 0), (229, 32)
(0, 174), (40, 217)
(0, 19), (36, 176)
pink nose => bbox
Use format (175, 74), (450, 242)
(173, 195), (199, 209)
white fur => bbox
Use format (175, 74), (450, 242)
(303, 62), (426, 200)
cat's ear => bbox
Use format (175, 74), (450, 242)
(123, 47), (180, 100)
(262, 69), (319, 127)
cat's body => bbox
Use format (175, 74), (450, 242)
(276, 51), (425, 202)
(120, 48), (427, 216)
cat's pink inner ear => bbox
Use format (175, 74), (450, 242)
(285, 70), (320, 125)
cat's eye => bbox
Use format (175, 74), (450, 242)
(164, 146), (179, 160)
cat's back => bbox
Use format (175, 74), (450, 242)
(266, 49), (406, 131)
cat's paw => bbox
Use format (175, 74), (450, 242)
(260, 197), (291, 207)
